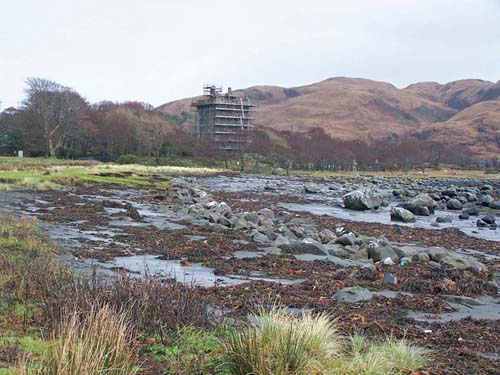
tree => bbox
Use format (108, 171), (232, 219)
(23, 78), (88, 157)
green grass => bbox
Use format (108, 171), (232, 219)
(146, 326), (229, 374)
(0, 157), (225, 190)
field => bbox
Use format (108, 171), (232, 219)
(1, 157), (499, 374)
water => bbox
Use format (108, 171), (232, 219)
(280, 202), (500, 242)
(86, 254), (304, 287)
(409, 296), (500, 322)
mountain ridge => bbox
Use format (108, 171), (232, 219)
(157, 77), (500, 158)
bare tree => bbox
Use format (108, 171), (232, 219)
(24, 78), (88, 157)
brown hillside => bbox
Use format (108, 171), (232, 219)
(157, 77), (500, 158)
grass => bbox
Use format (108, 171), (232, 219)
(0, 157), (225, 190)
(146, 326), (227, 374)
(223, 307), (340, 375)
(223, 309), (430, 375)
(21, 304), (136, 375)
(328, 334), (431, 375)
(288, 168), (500, 180)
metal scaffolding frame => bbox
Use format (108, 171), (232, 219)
(191, 85), (255, 151)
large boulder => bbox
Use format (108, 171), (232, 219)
(289, 239), (328, 256)
(336, 233), (356, 246)
(446, 199), (463, 210)
(480, 194), (495, 206)
(425, 247), (450, 262)
(367, 245), (399, 263)
(402, 194), (437, 215)
(488, 201), (500, 210)
(343, 190), (384, 211)
(304, 183), (320, 194)
(440, 256), (486, 271)
(390, 207), (415, 223)
(462, 206), (480, 216)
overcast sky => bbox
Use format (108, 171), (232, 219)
(1, 0), (499, 110)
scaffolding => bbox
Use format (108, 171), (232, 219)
(191, 85), (255, 151)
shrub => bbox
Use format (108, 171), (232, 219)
(116, 154), (138, 164)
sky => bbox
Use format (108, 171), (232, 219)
(1, 0), (499, 110)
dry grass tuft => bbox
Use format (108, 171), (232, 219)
(223, 307), (340, 375)
(19, 304), (136, 375)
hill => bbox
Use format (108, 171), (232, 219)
(157, 77), (500, 158)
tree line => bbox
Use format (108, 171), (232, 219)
(0, 77), (479, 170)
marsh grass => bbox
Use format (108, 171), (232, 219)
(0, 157), (224, 190)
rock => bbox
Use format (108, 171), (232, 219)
(367, 244), (399, 263)
(459, 213), (470, 220)
(319, 229), (336, 244)
(446, 199), (463, 210)
(327, 246), (350, 258)
(289, 239), (328, 256)
(383, 273), (398, 285)
(304, 183), (320, 194)
(217, 216), (232, 227)
(244, 212), (260, 224)
(272, 236), (291, 247)
(436, 216), (453, 223)
(429, 193), (441, 201)
(258, 208), (275, 220)
(442, 187), (458, 197)
(481, 214), (496, 225)
(252, 231), (270, 243)
(392, 189), (404, 197)
(258, 218), (274, 228)
(477, 219), (488, 227)
(262, 247), (281, 255)
(382, 257), (395, 265)
(440, 256), (486, 271)
(462, 206), (480, 216)
(488, 272), (500, 289)
(343, 190), (384, 211)
(480, 194), (495, 206)
(282, 229), (298, 241)
(336, 233), (356, 246)
(216, 202), (232, 215)
(425, 247), (450, 262)
(390, 207), (415, 223)
(290, 227), (305, 239)
(481, 184), (493, 191)
(464, 192), (478, 202)
(333, 286), (373, 303)
(412, 253), (430, 263)
(488, 201), (500, 210)
(393, 246), (415, 258)
(350, 247), (369, 260)
(402, 194), (437, 215)
(125, 204), (141, 220)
